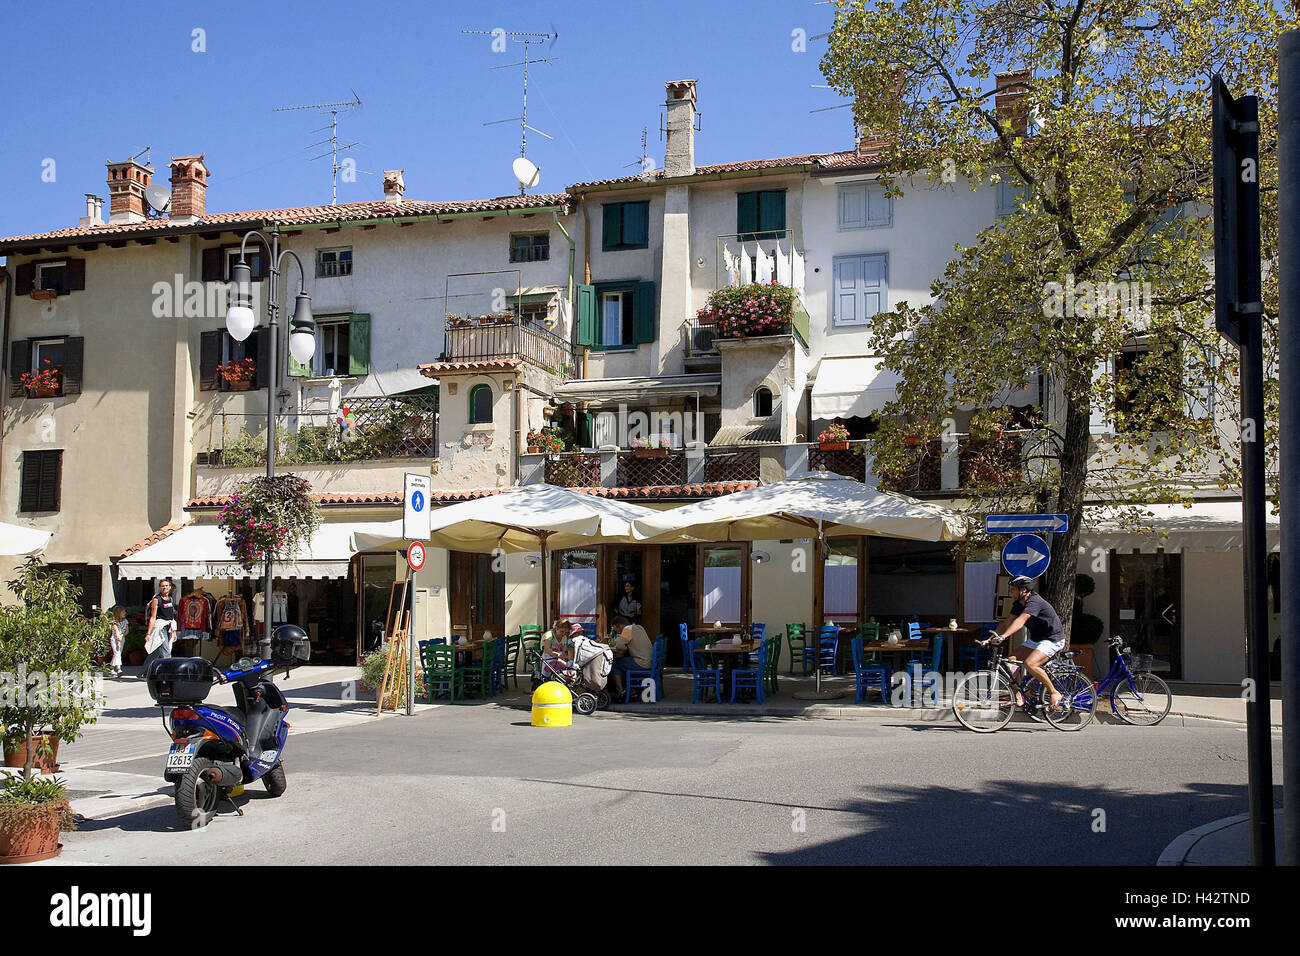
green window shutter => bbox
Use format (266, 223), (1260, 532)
(287, 320), (313, 377)
(602, 204), (622, 251)
(737, 192), (759, 239)
(576, 285), (597, 346)
(760, 190), (786, 233)
(348, 314), (371, 375)
(633, 281), (656, 344)
(624, 202), (649, 248)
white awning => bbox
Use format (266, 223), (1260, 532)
(811, 356), (899, 419)
(117, 520), (401, 580)
(0, 522), (52, 557)
(552, 373), (721, 404)
(1078, 501), (1279, 554)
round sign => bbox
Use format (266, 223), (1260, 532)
(1001, 533), (1050, 579)
(407, 541), (426, 572)
(411, 490), (424, 512)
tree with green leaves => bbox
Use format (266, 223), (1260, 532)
(822, 0), (1292, 637)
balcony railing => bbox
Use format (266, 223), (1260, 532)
(197, 395), (439, 467)
(443, 317), (574, 374)
(545, 452), (601, 487)
(958, 433), (1026, 486)
(807, 441), (868, 481)
(616, 451), (689, 487)
(704, 447), (761, 482)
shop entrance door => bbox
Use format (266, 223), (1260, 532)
(359, 554), (396, 661)
(1110, 552), (1183, 679)
(449, 551), (505, 643)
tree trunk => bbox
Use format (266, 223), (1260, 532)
(1046, 387), (1092, 645)
(22, 720), (35, 781)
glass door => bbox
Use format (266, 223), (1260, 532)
(359, 554), (397, 660)
(698, 545), (749, 627)
(1110, 552), (1182, 679)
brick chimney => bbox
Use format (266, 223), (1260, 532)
(79, 194), (104, 228)
(995, 70), (1031, 135)
(382, 169), (405, 203)
(105, 157), (153, 224)
(856, 129), (891, 157)
(664, 79), (698, 178)
(168, 155), (209, 223)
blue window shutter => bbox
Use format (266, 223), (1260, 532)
(347, 313), (371, 375)
(760, 190), (786, 233)
(865, 187), (892, 226)
(576, 285), (597, 346)
(860, 256), (885, 318)
(633, 281), (656, 344)
(602, 204), (622, 251)
(834, 258), (860, 325)
(838, 185), (866, 228)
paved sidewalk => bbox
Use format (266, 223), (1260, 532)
(1159, 808), (1284, 865)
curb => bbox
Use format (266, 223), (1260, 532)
(1157, 812), (1252, 865)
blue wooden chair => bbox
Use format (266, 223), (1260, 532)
(814, 624), (840, 677)
(749, 622), (766, 642)
(679, 623), (694, 674)
(687, 639), (723, 703)
(960, 622), (998, 671)
(490, 636), (508, 695)
(730, 638), (770, 703)
(623, 636), (666, 703)
(850, 636), (891, 704)
(907, 633), (945, 705)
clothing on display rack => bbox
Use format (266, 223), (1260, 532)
(177, 588), (215, 640)
(252, 590), (289, 625)
(213, 593), (250, 651)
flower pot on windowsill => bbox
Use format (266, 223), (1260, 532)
(28, 289), (58, 301)
(527, 446), (541, 454)
(30, 385), (61, 398)
(633, 448), (670, 458)
(819, 441), (848, 451)
(227, 380), (254, 391)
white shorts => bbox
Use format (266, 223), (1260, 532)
(1021, 636), (1066, 658)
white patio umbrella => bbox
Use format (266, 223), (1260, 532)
(0, 522), (52, 556)
(350, 484), (662, 628)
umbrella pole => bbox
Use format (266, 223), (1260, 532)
(793, 520), (844, 702)
(539, 536), (549, 631)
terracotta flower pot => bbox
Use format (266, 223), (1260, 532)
(527, 446), (541, 454)
(633, 448), (669, 458)
(227, 379), (254, 391)
(32, 384), (60, 398)
(2, 734), (60, 774)
(28, 289), (58, 301)
(819, 441), (848, 451)
(0, 806), (64, 864)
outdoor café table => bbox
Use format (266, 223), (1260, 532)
(862, 640), (931, 706)
(700, 641), (758, 698)
(692, 625), (745, 641)
(922, 625), (978, 672)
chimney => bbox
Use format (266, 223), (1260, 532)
(856, 129), (890, 158)
(995, 70), (1031, 135)
(105, 157), (153, 224)
(663, 79), (698, 178)
(168, 155), (209, 223)
(79, 194), (104, 227)
(382, 169), (406, 203)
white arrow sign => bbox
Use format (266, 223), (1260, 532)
(985, 513), (1069, 533)
(1007, 542), (1047, 564)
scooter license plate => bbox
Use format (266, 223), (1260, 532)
(166, 744), (196, 771)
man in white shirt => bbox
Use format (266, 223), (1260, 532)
(609, 624), (654, 698)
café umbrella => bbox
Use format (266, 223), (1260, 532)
(0, 522), (52, 556)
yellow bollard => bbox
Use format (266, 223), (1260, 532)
(531, 681), (573, 727)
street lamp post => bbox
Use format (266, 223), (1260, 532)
(225, 227), (317, 657)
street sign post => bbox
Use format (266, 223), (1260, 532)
(403, 473), (431, 541)
(985, 513), (1069, 534)
(1000, 534), (1050, 579)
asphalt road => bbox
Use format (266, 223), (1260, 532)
(62, 706), (1280, 865)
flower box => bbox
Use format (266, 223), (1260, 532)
(819, 441), (848, 451)
(633, 447), (670, 459)
(28, 289), (58, 301)
(527, 445), (541, 454)
(228, 379), (254, 391)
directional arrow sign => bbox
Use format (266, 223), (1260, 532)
(985, 513), (1069, 534)
(1001, 534), (1051, 579)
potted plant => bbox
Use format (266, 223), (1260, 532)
(123, 630), (146, 667)
(696, 282), (795, 340)
(218, 357), (257, 391)
(218, 474), (321, 572)
(631, 437), (668, 458)
(19, 361), (62, 398)
(0, 559), (109, 862)
(28, 288), (58, 301)
(818, 423), (850, 451)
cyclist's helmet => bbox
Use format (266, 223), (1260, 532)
(1009, 575), (1037, 590)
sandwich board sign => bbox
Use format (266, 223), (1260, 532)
(403, 473), (431, 541)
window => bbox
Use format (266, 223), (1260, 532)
(201, 246), (267, 282)
(315, 319), (351, 377)
(20, 450), (62, 513)
(8, 336), (84, 398)
(510, 233), (550, 263)
(838, 183), (892, 229)
(469, 383), (493, 424)
(45, 563), (103, 617)
(14, 258), (85, 296)
(225, 247), (265, 280)
(316, 247), (353, 278)
(36, 261), (68, 292)
(753, 387), (773, 418)
(832, 254), (887, 327)
(997, 179), (1028, 217)
(518, 300), (550, 325)
(737, 190), (786, 240)
(199, 329), (264, 392)
(602, 201), (650, 251)
(1114, 339), (1180, 433)
(576, 282), (655, 350)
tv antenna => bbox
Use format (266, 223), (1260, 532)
(275, 92), (364, 205)
(809, 83), (852, 114)
(463, 28), (558, 193)
(624, 126), (656, 180)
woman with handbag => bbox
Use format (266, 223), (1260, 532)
(141, 578), (178, 676)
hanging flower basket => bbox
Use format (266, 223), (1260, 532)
(218, 474), (321, 571)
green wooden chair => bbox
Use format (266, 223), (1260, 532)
(785, 623), (809, 675)
(504, 633), (523, 688)
(421, 642), (464, 702)
(859, 622), (881, 665)
(765, 630), (782, 695)
(464, 640), (495, 698)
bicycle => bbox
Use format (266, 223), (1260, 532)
(1094, 635), (1172, 725)
(952, 632), (1096, 733)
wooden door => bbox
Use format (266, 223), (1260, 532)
(449, 551), (505, 642)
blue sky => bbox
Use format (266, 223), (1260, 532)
(0, 0), (853, 239)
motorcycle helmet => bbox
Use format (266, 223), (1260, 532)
(272, 624), (311, 666)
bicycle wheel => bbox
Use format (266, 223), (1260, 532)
(952, 670), (1015, 733)
(1043, 671), (1096, 731)
(1111, 672), (1172, 726)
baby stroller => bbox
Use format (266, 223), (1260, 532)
(532, 634), (613, 716)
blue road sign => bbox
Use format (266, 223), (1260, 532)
(411, 490), (424, 512)
(985, 513), (1068, 534)
(1001, 534), (1051, 579)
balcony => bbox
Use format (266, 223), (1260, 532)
(544, 452), (601, 487)
(442, 315), (574, 375)
(197, 394), (438, 468)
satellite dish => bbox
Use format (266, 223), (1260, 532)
(512, 156), (540, 190)
(145, 183), (172, 215)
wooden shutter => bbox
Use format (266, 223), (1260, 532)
(624, 202), (649, 247)
(348, 313), (371, 375)
(287, 341), (312, 378)
(576, 285), (596, 346)
(199, 330), (221, 391)
(737, 191), (759, 239)
(21, 451), (61, 512)
(9, 339), (31, 397)
(253, 329), (270, 388)
(633, 281), (656, 344)
(838, 184), (866, 228)
(254, 248), (271, 280)
(865, 187), (892, 226)
(80, 564), (103, 616)
(62, 337), (84, 395)
(602, 203), (622, 251)
(20, 452), (41, 511)
(201, 248), (223, 282)
(66, 258), (86, 292)
(15, 262), (34, 296)
(759, 190), (786, 234)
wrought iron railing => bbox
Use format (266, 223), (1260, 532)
(704, 448), (761, 482)
(443, 317), (573, 374)
(807, 441), (868, 480)
(616, 451), (688, 487)
(545, 452), (601, 487)
(197, 394), (439, 467)
(880, 439), (944, 493)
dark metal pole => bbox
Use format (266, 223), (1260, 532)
(1278, 28), (1300, 867)
(262, 230), (280, 660)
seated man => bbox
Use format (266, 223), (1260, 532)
(609, 623), (654, 698)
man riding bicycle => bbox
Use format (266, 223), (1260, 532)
(986, 575), (1066, 710)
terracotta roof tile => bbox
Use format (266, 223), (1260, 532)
(418, 359), (523, 376)
(115, 520), (193, 558)
(184, 489), (505, 510)
(577, 482), (759, 499)
(568, 155), (830, 190)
